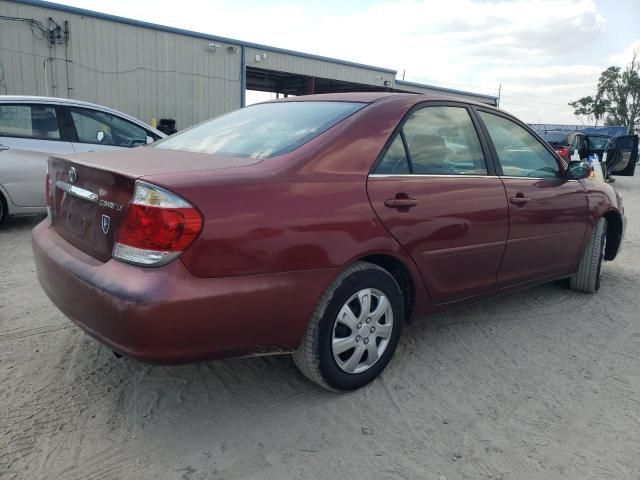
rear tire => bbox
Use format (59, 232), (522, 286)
(569, 218), (607, 293)
(0, 192), (7, 225)
(292, 262), (404, 391)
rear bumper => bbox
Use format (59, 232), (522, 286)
(32, 219), (337, 363)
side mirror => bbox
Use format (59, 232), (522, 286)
(145, 136), (155, 145)
(96, 131), (105, 143)
(566, 160), (593, 180)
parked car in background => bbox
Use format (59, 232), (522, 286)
(540, 130), (638, 177)
(33, 93), (625, 391)
(0, 96), (165, 223)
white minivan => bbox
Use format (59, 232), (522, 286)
(0, 96), (166, 223)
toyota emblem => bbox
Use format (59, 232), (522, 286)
(68, 166), (78, 184)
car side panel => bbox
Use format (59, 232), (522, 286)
(496, 178), (588, 286)
(367, 176), (508, 303)
(0, 137), (74, 207)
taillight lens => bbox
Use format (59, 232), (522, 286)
(113, 182), (203, 266)
(556, 147), (569, 159)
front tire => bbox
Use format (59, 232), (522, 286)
(293, 262), (404, 391)
(569, 218), (607, 293)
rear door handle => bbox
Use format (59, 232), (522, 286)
(509, 195), (530, 206)
(0, 144), (9, 151)
(384, 197), (418, 209)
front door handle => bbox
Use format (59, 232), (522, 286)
(384, 196), (418, 209)
(509, 195), (530, 206)
(0, 144), (9, 151)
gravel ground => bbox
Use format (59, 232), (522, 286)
(1, 176), (639, 480)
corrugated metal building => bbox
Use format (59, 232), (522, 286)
(0, 0), (498, 129)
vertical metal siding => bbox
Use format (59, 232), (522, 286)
(244, 47), (395, 88)
(0, 0), (242, 128)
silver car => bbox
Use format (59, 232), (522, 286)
(0, 96), (166, 223)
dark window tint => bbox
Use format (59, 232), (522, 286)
(402, 106), (487, 175)
(154, 101), (365, 158)
(69, 107), (148, 147)
(542, 132), (569, 145)
(479, 111), (560, 179)
(587, 135), (611, 150)
(375, 134), (410, 174)
(0, 104), (60, 140)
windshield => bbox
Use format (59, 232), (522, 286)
(587, 135), (611, 150)
(154, 101), (365, 158)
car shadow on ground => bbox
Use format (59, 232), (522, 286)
(62, 275), (601, 427)
(0, 215), (46, 234)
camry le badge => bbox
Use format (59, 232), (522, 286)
(68, 166), (77, 184)
(101, 214), (110, 234)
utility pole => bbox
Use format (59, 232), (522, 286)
(497, 84), (502, 108)
(402, 70), (405, 81)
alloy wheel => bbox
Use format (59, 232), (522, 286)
(331, 288), (394, 374)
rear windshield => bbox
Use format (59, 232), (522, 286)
(541, 132), (569, 145)
(587, 135), (610, 150)
(154, 101), (365, 158)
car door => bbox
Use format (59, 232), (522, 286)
(475, 109), (589, 287)
(64, 106), (152, 153)
(609, 135), (638, 176)
(367, 103), (509, 304)
(0, 103), (74, 208)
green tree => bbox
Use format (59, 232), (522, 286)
(569, 50), (640, 133)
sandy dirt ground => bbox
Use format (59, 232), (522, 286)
(1, 176), (639, 480)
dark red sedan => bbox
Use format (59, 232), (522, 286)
(33, 93), (626, 391)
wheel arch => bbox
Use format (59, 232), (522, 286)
(0, 187), (8, 223)
(602, 210), (623, 261)
(359, 253), (416, 322)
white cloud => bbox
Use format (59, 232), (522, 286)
(61, 0), (614, 123)
(609, 39), (640, 65)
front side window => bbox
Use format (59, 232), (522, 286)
(478, 111), (560, 179)
(69, 107), (148, 147)
(0, 104), (60, 140)
(401, 106), (487, 175)
(154, 101), (365, 159)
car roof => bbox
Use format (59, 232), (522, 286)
(268, 91), (499, 109)
(0, 95), (165, 137)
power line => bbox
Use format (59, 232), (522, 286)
(0, 46), (239, 83)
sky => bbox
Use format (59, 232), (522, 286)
(58, 0), (640, 124)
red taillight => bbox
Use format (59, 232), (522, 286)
(118, 204), (202, 251)
(113, 181), (203, 266)
(556, 147), (569, 158)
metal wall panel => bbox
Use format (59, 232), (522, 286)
(244, 47), (395, 88)
(0, 0), (497, 129)
(0, 0), (242, 128)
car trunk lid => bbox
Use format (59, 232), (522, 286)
(49, 148), (261, 262)
(50, 156), (136, 262)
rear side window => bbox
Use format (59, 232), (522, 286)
(479, 111), (560, 179)
(375, 135), (410, 174)
(401, 106), (487, 175)
(154, 101), (365, 158)
(0, 104), (60, 140)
